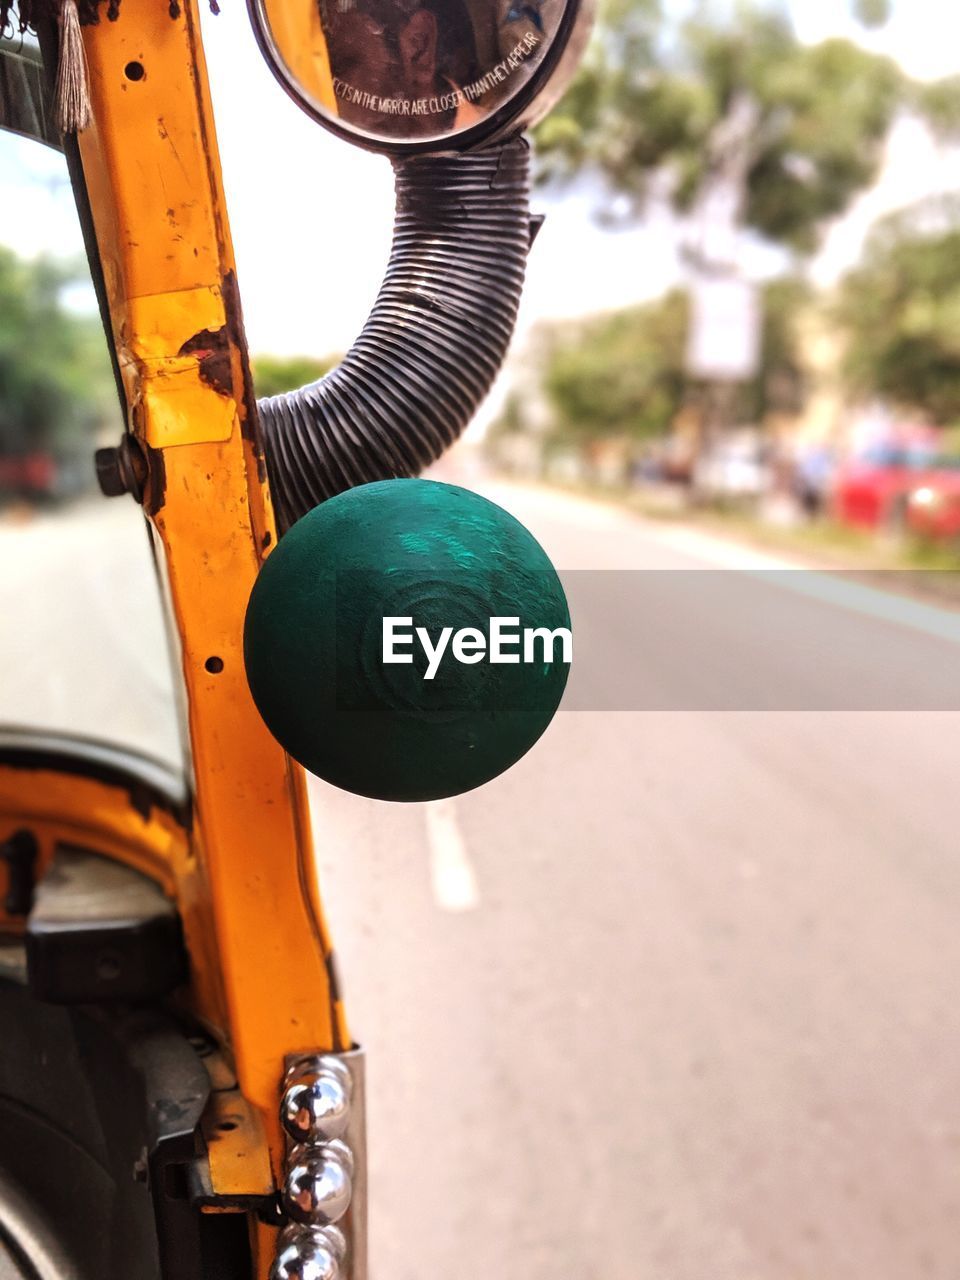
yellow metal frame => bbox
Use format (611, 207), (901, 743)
(0, 0), (349, 1273)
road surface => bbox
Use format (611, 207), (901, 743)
(310, 481), (960, 1280)
(3, 485), (960, 1279)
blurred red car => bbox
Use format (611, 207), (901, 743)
(833, 435), (941, 533)
(905, 466), (960, 541)
(0, 451), (57, 499)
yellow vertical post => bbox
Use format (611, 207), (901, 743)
(73, 4), (349, 1269)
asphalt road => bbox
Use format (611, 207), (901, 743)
(4, 486), (960, 1279)
(309, 481), (960, 1280)
(0, 499), (180, 766)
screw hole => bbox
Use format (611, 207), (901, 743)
(96, 950), (122, 981)
(205, 656), (224, 674)
(124, 60), (145, 81)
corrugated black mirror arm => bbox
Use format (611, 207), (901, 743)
(257, 136), (533, 534)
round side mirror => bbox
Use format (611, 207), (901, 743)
(248, 0), (594, 154)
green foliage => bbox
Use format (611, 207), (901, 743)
(530, 277), (809, 447)
(914, 75), (960, 141)
(0, 245), (114, 456)
(536, 1), (918, 254)
(743, 37), (902, 251)
(836, 197), (960, 425)
(252, 353), (337, 398)
(541, 291), (689, 443)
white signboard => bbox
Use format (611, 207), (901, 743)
(685, 276), (762, 382)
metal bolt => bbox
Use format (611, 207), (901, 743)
(95, 435), (147, 501)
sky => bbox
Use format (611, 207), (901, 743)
(2, 0), (960, 367)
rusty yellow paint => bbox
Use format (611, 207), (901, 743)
(66, 2), (351, 1270)
(127, 286), (236, 448)
(200, 1086), (275, 1207)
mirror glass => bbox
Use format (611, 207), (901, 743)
(253, 0), (569, 147)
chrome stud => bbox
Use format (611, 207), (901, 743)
(273, 1052), (364, 1277)
(283, 1140), (354, 1226)
(282, 1064), (352, 1144)
(270, 1225), (342, 1280)
(277, 1224), (347, 1264)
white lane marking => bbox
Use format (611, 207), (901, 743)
(425, 798), (480, 913)
(650, 525), (960, 645)
(757, 568), (960, 645)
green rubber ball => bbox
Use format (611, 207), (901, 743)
(243, 479), (571, 802)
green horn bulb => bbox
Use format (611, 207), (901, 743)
(243, 479), (571, 802)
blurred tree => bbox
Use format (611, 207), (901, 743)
(252, 354), (337, 398)
(536, 1), (906, 256)
(535, 278), (809, 447)
(543, 291), (689, 443)
(915, 75), (960, 141)
(746, 275), (811, 420)
(486, 390), (527, 440)
(0, 245), (113, 460)
(836, 197), (960, 426)
(533, 1), (960, 456)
